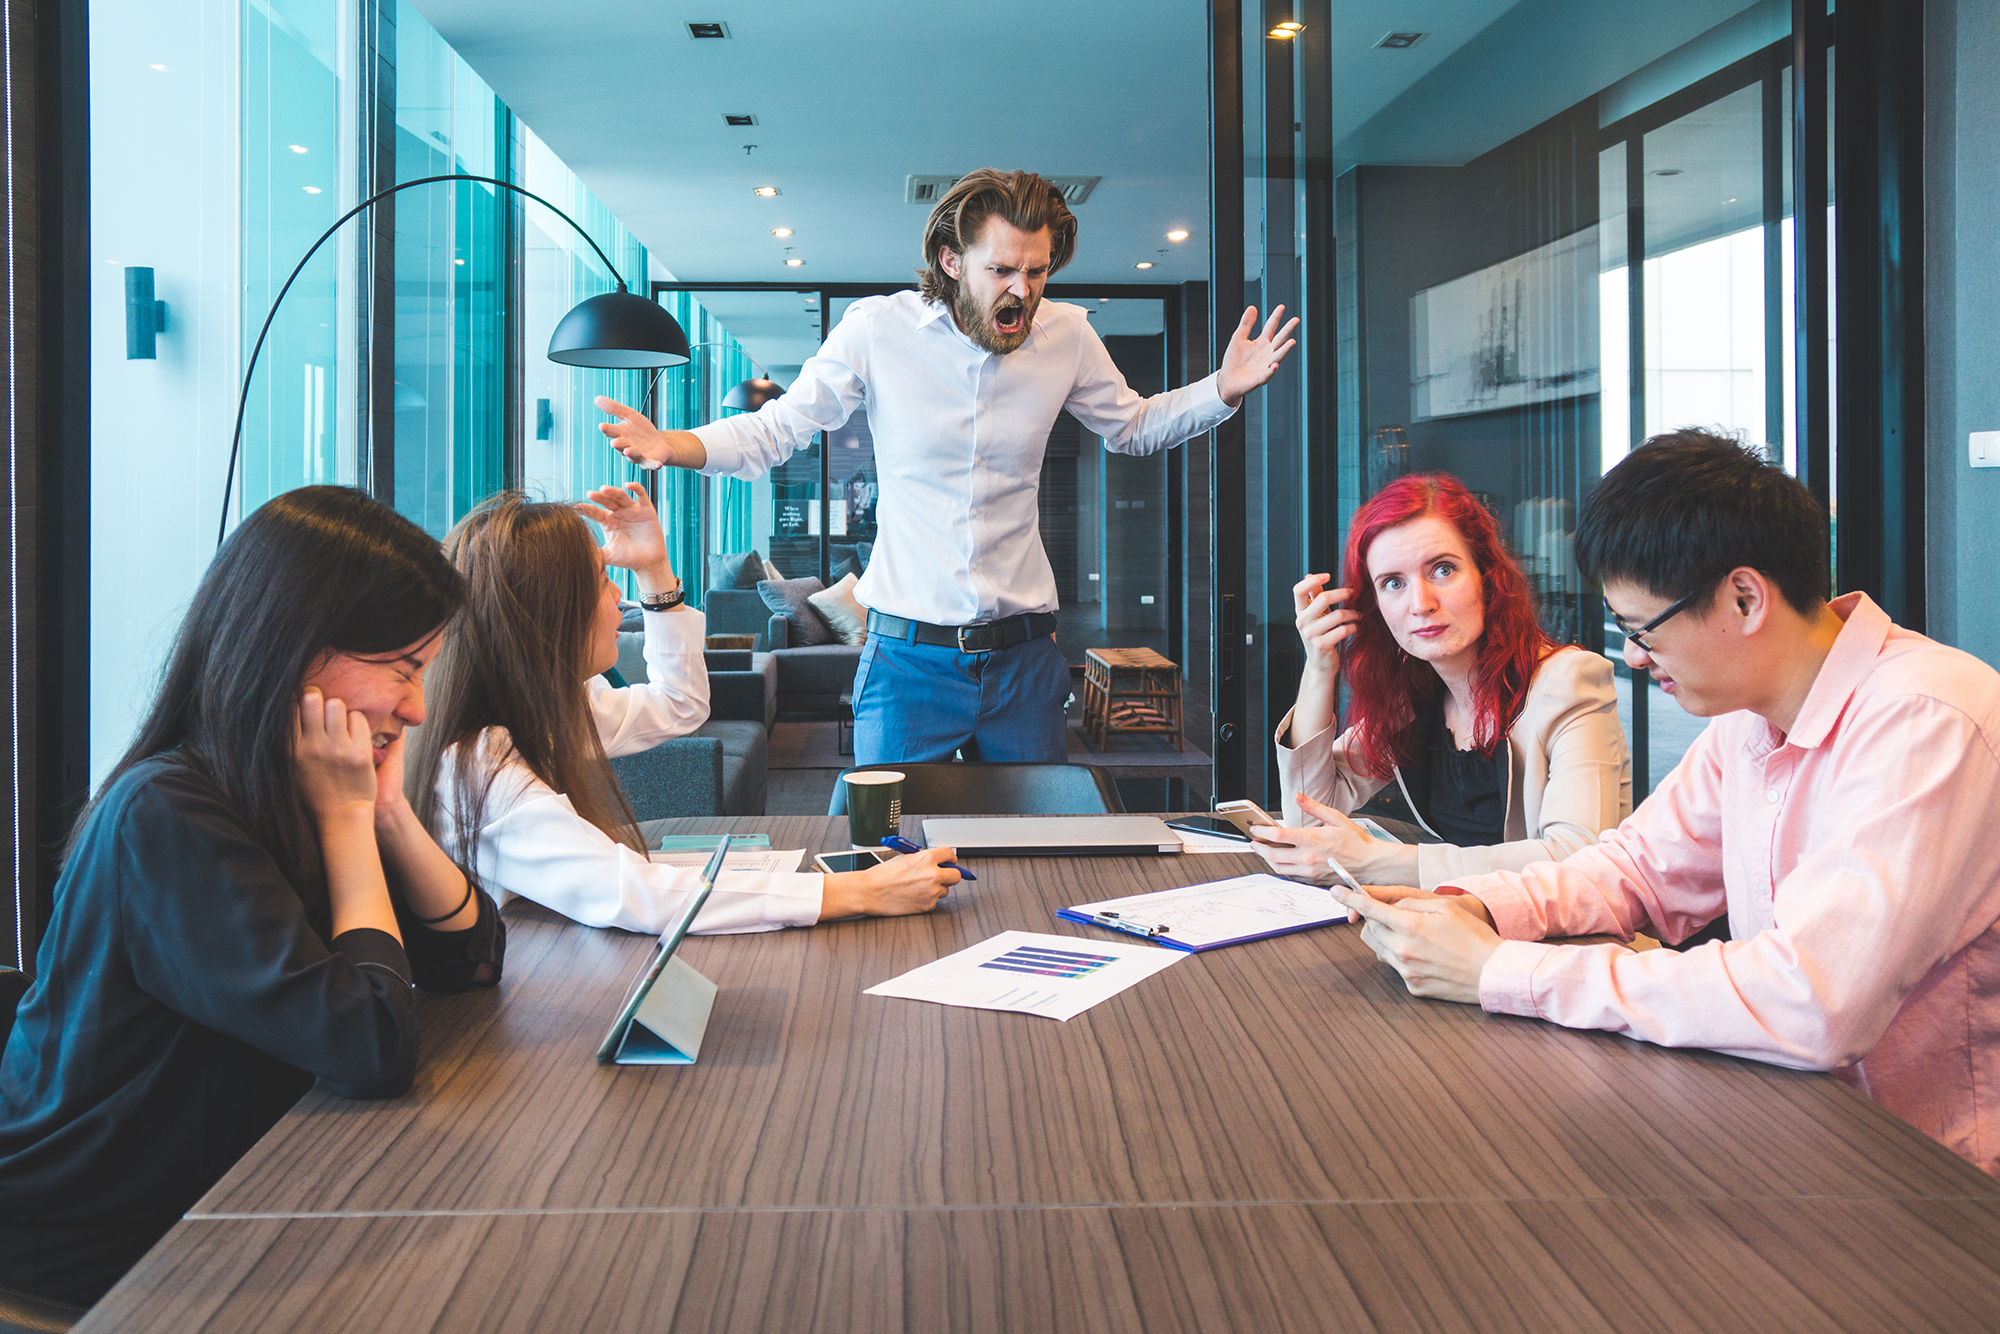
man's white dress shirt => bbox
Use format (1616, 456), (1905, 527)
(692, 291), (1237, 625)
(432, 608), (824, 935)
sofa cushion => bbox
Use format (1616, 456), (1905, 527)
(700, 719), (768, 816)
(758, 576), (835, 647)
(707, 550), (765, 590)
(807, 573), (869, 645)
(703, 587), (778, 646)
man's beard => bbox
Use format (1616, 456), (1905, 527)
(953, 285), (1039, 355)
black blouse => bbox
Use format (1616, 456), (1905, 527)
(1412, 697), (1507, 847)
(0, 755), (503, 1302)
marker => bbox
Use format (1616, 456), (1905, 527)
(880, 834), (977, 881)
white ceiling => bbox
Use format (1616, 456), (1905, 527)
(413, 0), (1773, 313)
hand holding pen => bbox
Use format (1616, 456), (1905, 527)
(882, 834), (977, 881)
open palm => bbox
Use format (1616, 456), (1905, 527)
(577, 483), (668, 572)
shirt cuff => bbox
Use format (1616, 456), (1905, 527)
(645, 604), (706, 646)
(1193, 372), (1238, 426)
(1478, 938), (1558, 1017)
(691, 418), (752, 477)
(1441, 872), (1543, 942)
(333, 927), (413, 986)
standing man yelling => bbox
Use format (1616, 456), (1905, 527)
(595, 169), (1297, 766)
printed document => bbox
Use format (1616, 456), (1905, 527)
(863, 930), (1183, 1022)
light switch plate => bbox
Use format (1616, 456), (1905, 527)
(1973, 432), (2000, 468)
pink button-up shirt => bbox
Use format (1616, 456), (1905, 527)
(1451, 594), (2000, 1174)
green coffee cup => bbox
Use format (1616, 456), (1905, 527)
(844, 770), (905, 848)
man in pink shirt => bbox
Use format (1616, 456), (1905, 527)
(1332, 431), (2000, 1175)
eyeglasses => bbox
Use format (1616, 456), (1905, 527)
(1607, 574), (1726, 653)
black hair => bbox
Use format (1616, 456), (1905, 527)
(1576, 429), (1829, 615)
(82, 486), (467, 924)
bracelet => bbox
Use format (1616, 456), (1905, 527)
(411, 878), (477, 925)
(639, 582), (685, 612)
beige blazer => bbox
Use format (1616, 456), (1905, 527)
(1272, 647), (1633, 890)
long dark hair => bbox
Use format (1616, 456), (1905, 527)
(1341, 473), (1555, 778)
(86, 486), (466, 923)
(408, 492), (646, 858)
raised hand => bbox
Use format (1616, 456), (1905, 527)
(294, 690), (378, 826)
(1294, 573), (1359, 675)
(577, 482), (672, 583)
(594, 396), (708, 471)
(1217, 304), (1301, 406)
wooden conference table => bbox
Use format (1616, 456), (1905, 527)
(80, 816), (2000, 1332)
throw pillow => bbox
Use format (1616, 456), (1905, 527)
(807, 572), (869, 646)
(757, 576), (835, 648)
(707, 550), (764, 590)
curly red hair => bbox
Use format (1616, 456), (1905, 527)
(1339, 474), (1554, 779)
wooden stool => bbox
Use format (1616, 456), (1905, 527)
(1081, 648), (1184, 751)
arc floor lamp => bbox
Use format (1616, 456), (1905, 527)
(219, 172), (694, 546)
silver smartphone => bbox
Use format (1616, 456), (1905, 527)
(813, 849), (890, 875)
(1214, 799), (1291, 845)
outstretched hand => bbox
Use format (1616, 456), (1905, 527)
(1217, 305), (1300, 406)
(577, 482), (671, 573)
(595, 396), (708, 471)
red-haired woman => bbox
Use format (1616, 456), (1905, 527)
(1252, 473), (1630, 890)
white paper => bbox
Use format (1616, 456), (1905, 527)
(652, 849), (808, 876)
(1175, 828), (1261, 854)
(1066, 872), (1355, 950)
(863, 930), (1182, 1022)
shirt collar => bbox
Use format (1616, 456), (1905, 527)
(1781, 591), (1893, 749)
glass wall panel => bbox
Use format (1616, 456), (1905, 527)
(240, 0), (357, 507)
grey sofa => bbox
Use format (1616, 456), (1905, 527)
(702, 586), (862, 717)
(607, 635), (774, 817)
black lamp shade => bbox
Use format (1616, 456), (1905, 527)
(722, 377), (785, 411)
(547, 290), (692, 368)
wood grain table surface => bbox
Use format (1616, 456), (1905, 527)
(78, 816), (2000, 1333)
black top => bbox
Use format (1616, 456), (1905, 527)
(0, 755), (504, 1241)
(1412, 697), (1507, 848)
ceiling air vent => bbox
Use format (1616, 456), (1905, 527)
(686, 21), (729, 39)
(723, 113), (756, 126)
(1375, 31), (1427, 48)
(904, 174), (1101, 205)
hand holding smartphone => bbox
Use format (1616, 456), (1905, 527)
(1215, 799), (1294, 848)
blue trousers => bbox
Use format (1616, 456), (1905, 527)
(851, 632), (1070, 765)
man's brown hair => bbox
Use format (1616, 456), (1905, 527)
(917, 169), (1077, 306)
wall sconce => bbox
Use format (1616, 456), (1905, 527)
(125, 267), (169, 359)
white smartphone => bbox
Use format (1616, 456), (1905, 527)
(812, 849), (890, 875)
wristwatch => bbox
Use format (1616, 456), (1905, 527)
(638, 582), (685, 612)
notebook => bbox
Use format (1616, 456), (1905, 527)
(919, 816), (1182, 857)
(1058, 871), (1355, 952)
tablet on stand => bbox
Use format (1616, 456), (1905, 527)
(596, 834), (731, 1065)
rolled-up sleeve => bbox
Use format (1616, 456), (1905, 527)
(1272, 709), (1392, 827)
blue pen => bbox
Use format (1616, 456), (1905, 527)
(880, 834), (977, 881)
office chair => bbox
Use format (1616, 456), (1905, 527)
(826, 762), (1124, 817)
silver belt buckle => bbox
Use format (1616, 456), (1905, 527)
(955, 624), (977, 652)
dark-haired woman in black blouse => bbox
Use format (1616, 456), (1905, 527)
(0, 486), (504, 1307)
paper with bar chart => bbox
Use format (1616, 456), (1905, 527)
(862, 930), (1184, 1022)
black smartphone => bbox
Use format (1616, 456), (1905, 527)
(1165, 815), (1252, 842)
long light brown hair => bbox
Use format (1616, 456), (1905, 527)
(408, 492), (646, 857)
(917, 169), (1077, 307)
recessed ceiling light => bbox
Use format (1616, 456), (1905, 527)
(1166, 229), (1189, 242)
(1376, 31), (1427, 49)
(454, 258), (465, 266)
(772, 227), (793, 237)
(1275, 20), (1304, 32)
(288, 144), (308, 154)
(686, 21), (729, 38)
(303, 186), (322, 194)
(1135, 261), (1154, 269)
(723, 113), (756, 127)
(1267, 27), (1296, 39)
(785, 258), (805, 267)
(149, 63), (167, 70)
(755, 186), (780, 197)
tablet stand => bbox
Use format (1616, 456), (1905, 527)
(610, 955), (718, 1065)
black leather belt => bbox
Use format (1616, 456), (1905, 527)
(866, 609), (1058, 653)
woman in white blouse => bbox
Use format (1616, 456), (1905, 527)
(408, 483), (959, 934)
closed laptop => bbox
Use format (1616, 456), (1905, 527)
(920, 816), (1182, 857)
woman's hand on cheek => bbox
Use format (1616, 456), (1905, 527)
(373, 732), (410, 816)
(295, 690), (379, 825)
